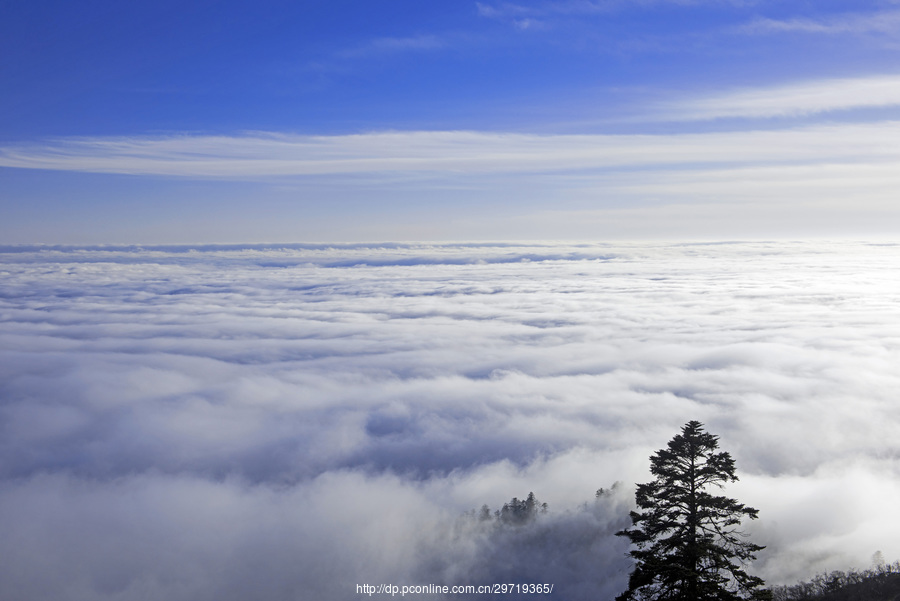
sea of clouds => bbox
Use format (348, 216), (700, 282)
(1, 241), (899, 600)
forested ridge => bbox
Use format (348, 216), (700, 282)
(771, 563), (900, 601)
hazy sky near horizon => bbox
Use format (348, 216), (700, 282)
(3, 0), (900, 243)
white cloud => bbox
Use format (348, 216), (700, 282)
(476, 0), (755, 20)
(662, 74), (900, 120)
(3, 242), (900, 598)
(742, 9), (900, 35)
(4, 124), (900, 240)
(2, 121), (899, 177)
(335, 34), (446, 60)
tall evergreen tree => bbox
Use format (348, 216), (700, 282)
(616, 421), (769, 601)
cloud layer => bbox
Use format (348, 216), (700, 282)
(3, 120), (900, 177)
(2, 241), (900, 599)
(5, 72), (900, 242)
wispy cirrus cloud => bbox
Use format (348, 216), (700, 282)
(2, 122), (900, 177)
(335, 33), (447, 60)
(476, 0), (757, 20)
(659, 74), (900, 120)
(302, 32), (454, 75)
(741, 9), (900, 35)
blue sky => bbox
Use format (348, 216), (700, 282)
(2, 0), (900, 242)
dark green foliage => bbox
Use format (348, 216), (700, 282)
(466, 492), (548, 527)
(771, 562), (900, 601)
(616, 421), (768, 601)
(497, 492), (548, 526)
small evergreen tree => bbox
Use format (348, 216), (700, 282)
(616, 421), (769, 601)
